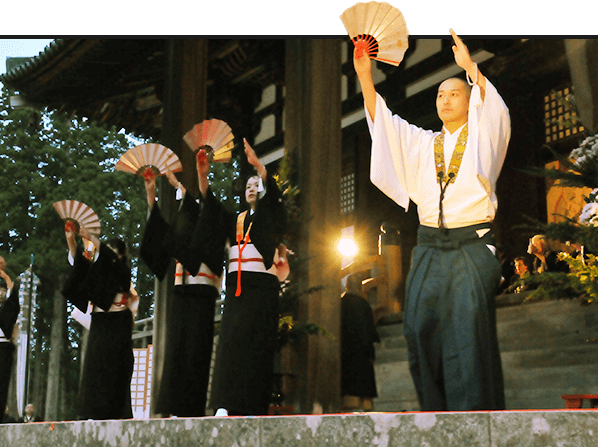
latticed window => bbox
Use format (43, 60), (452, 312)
(341, 172), (356, 214)
(544, 87), (585, 144)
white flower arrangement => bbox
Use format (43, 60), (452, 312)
(570, 134), (598, 167)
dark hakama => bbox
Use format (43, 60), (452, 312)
(153, 283), (218, 416)
(79, 309), (134, 420)
(201, 174), (287, 415)
(403, 223), (505, 411)
(0, 281), (20, 415)
(141, 192), (222, 417)
(341, 292), (380, 399)
(63, 243), (134, 420)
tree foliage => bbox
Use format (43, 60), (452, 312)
(0, 85), (155, 419)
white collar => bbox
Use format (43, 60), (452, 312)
(442, 122), (467, 137)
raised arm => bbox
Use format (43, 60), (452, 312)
(244, 138), (266, 182)
(353, 46), (378, 122)
(450, 29), (487, 101)
(196, 149), (210, 199)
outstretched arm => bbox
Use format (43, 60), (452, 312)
(0, 266), (13, 291)
(244, 138), (266, 182)
(196, 149), (210, 199)
(450, 29), (487, 100)
(353, 46), (378, 121)
(165, 167), (186, 197)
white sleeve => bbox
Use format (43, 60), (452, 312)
(470, 79), (511, 184)
(367, 93), (434, 210)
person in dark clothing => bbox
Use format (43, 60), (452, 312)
(140, 168), (221, 417)
(198, 139), (288, 416)
(62, 228), (136, 420)
(341, 273), (380, 411)
(0, 258), (19, 420)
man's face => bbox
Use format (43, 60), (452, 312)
(436, 78), (470, 128)
(25, 404), (34, 416)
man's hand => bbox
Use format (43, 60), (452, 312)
(450, 29), (475, 72)
(353, 45), (373, 79)
(352, 46), (378, 121)
(450, 28), (486, 98)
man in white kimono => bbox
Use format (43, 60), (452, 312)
(354, 30), (510, 411)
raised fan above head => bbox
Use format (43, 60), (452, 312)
(115, 143), (183, 178)
(183, 119), (235, 163)
(340, 1), (409, 67)
(53, 200), (101, 237)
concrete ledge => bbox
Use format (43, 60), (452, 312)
(1, 411), (597, 446)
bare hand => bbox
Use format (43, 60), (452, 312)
(450, 29), (474, 72)
(164, 167), (179, 189)
(353, 46), (373, 79)
(244, 139), (260, 168)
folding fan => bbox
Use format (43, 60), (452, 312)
(115, 143), (183, 179)
(183, 119), (235, 163)
(340, 1), (409, 67)
(53, 200), (101, 237)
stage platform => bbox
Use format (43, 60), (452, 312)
(1, 410), (597, 446)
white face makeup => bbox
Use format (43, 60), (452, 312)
(245, 176), (260, 209)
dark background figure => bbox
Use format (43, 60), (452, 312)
(341, 273), (380, 412)
(3, 406), (16, 424)
(18, 403), (43, 423)
(528, 235), (570, 274)
(0, 256), (20, 422)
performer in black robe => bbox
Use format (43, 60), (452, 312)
(0, 258), (19, 417)
(62, 228), (136, 420)
(140, 169), (222, 417)
(341, 274), (380, 411)
(196, 139), (287, 416)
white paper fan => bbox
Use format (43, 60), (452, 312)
(340, 1), (409, 67)
(53, 200), (101, 237)
(183, 119), (235, 163)
(115, 143), (183, 178)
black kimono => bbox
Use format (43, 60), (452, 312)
(0, 280), (20, 417)
(140, 192), (222, 417)
(202, 174), (287, 416)
(341, 291), (380, 399)
(62, 244), (134, 420)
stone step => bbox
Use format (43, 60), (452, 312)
(2, 411), (598, 446)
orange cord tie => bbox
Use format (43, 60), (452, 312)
(235, 211), (253, 297)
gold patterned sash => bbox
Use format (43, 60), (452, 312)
(433, 124), (468, 230)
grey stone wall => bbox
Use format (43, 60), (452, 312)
(1, 411), (597, 446)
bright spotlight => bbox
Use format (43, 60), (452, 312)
(337, 238), (358, 257)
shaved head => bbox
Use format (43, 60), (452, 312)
(438, 78), (471, 99)
(436, 77), (471, 131)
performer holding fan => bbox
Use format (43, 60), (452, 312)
(57, 200), (138, 420)
(348, 0), (511, 411)
(133, 136), (225, 417)
(195, 138), (288, 416)
(340, 1), (409, 67)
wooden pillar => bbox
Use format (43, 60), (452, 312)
(284, 39), (343, 414)
(151, 39), (208, 416)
